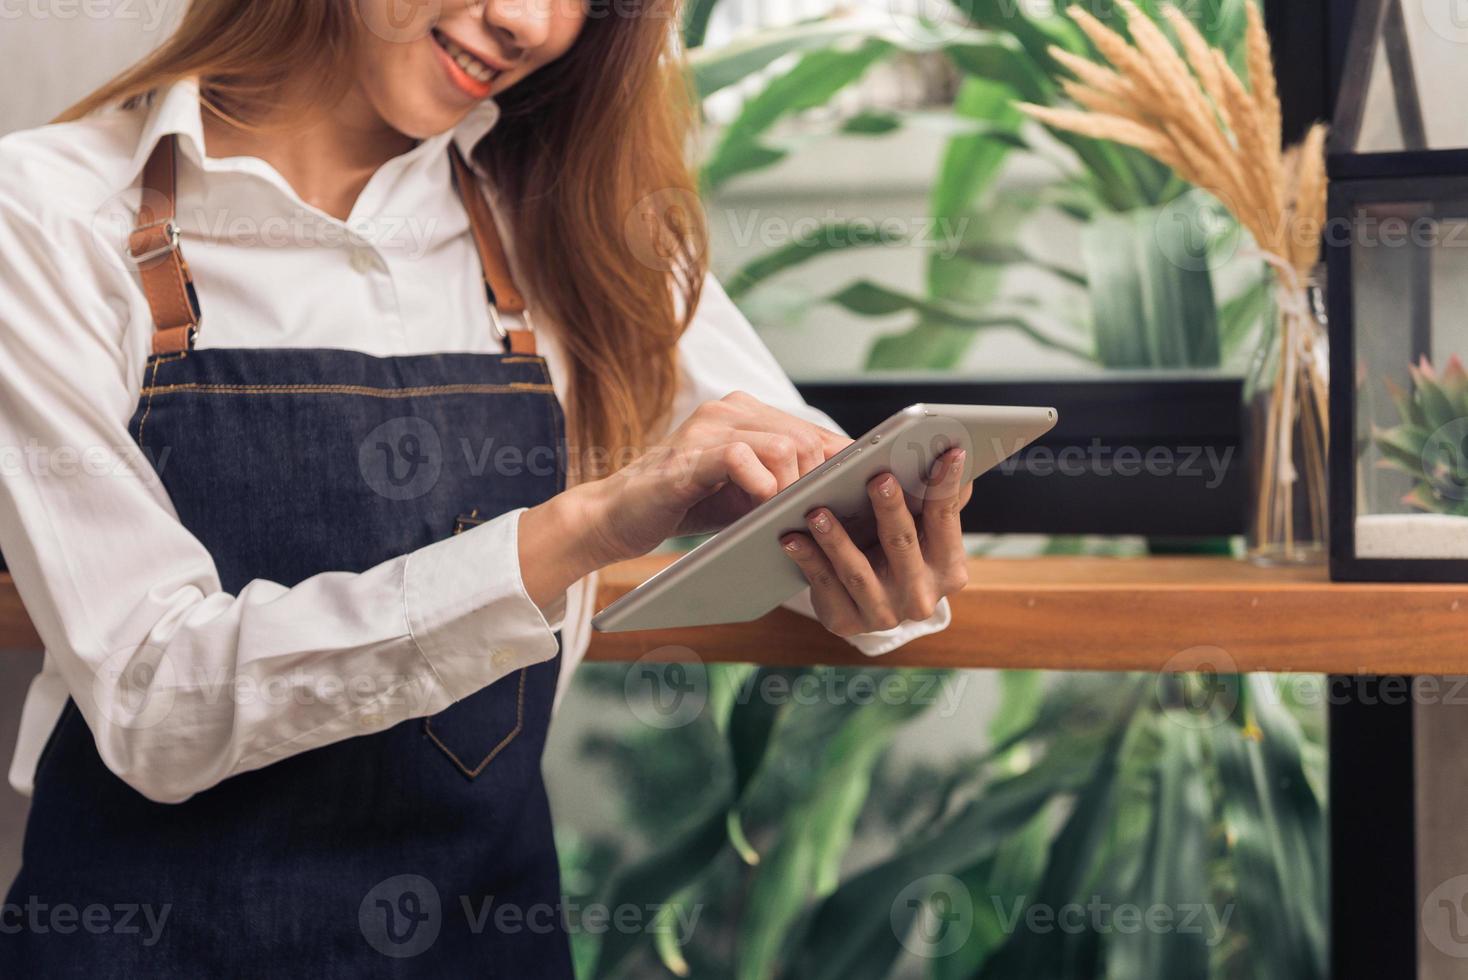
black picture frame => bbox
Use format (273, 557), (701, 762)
(798, 375), (1247, 538)
(1327, 167), (1468, 583)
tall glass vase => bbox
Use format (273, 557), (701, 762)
(1242, 265), (1330, 565)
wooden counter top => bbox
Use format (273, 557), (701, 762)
(2, 557), (1464, 674)
(584, 555), (1468, 675)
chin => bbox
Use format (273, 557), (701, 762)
(381, 96), (469, 141)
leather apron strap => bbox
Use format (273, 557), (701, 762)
(129, 133), (538, 356)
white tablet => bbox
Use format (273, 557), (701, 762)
(590, 403), (1058, 632)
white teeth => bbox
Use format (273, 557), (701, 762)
(437, 33), (496, 85)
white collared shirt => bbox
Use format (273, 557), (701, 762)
(0, 78), (949, 804)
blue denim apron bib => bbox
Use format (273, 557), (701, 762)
(1, 136), (574, 977)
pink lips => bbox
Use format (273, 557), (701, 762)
(430, 29), (500, 100)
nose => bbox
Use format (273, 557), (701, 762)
(478, 0), (553, 55)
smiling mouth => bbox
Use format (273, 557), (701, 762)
(431, 28), (500, 87)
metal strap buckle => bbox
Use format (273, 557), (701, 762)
(486, 292), (536, 344)
(128, 219), (180, 265)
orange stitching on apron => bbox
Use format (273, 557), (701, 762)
(135, 354), (175, 447)
(422, 667), (528, 779)
(137, 382), (555, 398)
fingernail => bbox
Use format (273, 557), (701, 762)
(782, 537), (802, 553)
(809, 510), (831, 534)
(878, 476), (896, 498)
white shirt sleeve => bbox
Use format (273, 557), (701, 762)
(670, 273), (952, 655)
(0, 186), (562, 804)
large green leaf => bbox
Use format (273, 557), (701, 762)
(737, 673), (937, 980)
(1209, 676), (1328, 980)
(1103, 724), (1213, 980)
(832, 280), (1090, 364)
(1081, 194), (1221, 368)
(682, 0), (721, 50)
(975, 714), (1134, 979)
(688, 15), (997, 99)
(703, 38), (895, 190)
(723, 222), (908, 302)
(590, 806), (730, 978)
(790, 677), (1150, 980)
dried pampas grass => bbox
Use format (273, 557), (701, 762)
(1020, 0), (1327, 281)
(1020, 1), (1331, 559)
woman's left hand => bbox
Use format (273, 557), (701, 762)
(780, 447), (971, 636)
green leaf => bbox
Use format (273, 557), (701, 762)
(829, 280), (1090, 364)
(945, 40), (1051, 102)
(1081, 196), (1221, 368)
(791, 678), (1150, 980)
(841, 110), (902, 135)
(682, 0), (721, 50)
(976, 713), (1133, 979)
(956, 242), (1088, 288)
(1209, 676), (1327, 980)
(688, 15), (995, 99)
(1103, 724), (1213, 979)
(737, 681), (931, 980)
(591, 808), (729, 978)
(724, 222), (909, 302)
(702, 38), (894, 190)
(1218, 270), (1272, 362)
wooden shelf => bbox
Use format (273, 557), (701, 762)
(584, 556), (1468, 675)
(2, 557), (1465, 674)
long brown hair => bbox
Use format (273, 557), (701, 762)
(59, 0), (707, 480)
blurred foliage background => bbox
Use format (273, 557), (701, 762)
(544, 2), (1327, 978)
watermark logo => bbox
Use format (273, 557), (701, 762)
(1421, 418), (1468, 503)
(91, 644), (177, 731)
(623, 648), (708, 730)
(893, 874), (974, 959)
(624, 188), (707, 272)
(359, 416), (443, 501)
(359, 874), (442, 958)
(1423, 874), (1468, 958)
(1154, 193), (1243, 273)
(1155, 645), (1240, 730)
(358, 0), (441, 42)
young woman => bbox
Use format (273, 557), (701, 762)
(0, 0), (968, 972)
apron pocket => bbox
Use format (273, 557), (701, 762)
(423, 667), (527, 779)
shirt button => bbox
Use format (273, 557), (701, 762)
(491, 649), (517, 672)
(350, 246), (379, 274)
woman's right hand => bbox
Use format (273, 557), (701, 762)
(576, 390), (851, 563)
(516, 391), (849, 609)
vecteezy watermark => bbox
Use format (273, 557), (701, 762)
(993, 438), (1235, 490)
(731, 668), (968, 717)
(1155, 646), (1241, 731)
(1424, 874), (1468, 959)
(90, 185), (442, 266)
(359, 416), (445, 502)
(0, 0), (173, 30)
(358, 0), (441, 43)
(358, 875), (700, 958)
(991, 895), (1235, 946)
(623, 649), (709, 730)
(1420, 0), (1468, 45)
(893, 874), (975, 959)
(0, 439), (171, 486)
(0, 897), (171, 947)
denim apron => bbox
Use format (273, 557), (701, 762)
(1, 135), (575, 977)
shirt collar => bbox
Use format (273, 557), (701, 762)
(127, 76), (503, 184)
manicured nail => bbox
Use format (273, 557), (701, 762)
(877, 476), (896, 498)
(951, 449), (966, 472)
(809, 510), (831, 534)
(782, 537), (802, 553)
